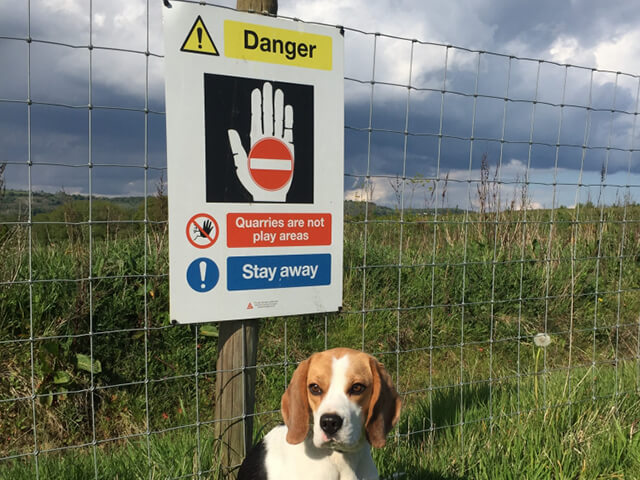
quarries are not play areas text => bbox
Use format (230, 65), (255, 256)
(227, 213), (331, 247)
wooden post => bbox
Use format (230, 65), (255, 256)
(213, 5), (277, 478)
(236, 0), (278, 15)
(213, 320), (259, 477)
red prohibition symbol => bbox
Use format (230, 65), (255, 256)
(247, 138), (294, 191)
(186, 213), (219, 249)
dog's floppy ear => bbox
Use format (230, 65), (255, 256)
(365, 356), (401, 448)
(281, 357), (311, 444)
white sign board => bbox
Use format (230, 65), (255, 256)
(163, 3), (344, 323)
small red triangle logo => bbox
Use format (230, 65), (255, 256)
(247, 302), (253, 310)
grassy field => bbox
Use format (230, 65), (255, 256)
(2, 364), (640, 479)
(1, 190), (640, 479)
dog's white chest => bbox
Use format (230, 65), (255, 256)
(262, 426), (378, 480)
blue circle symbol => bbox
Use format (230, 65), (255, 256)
(186, 258), (219, 293)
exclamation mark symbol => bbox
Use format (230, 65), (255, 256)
(197, 27), (203, 49)
(199, 260), (207, 289)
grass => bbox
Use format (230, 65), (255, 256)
(2, 364), (639, 479)
(1, 189), (640, 478)
(381, 363), (640, 480)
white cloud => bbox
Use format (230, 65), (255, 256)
(548, 36), (594, 66)
(594, 30), (640, 77)
(114, 4), (146, 30)
(41, 0), (84, 15)
(94, 13), (106, 28)
(548, 32), (640, 80)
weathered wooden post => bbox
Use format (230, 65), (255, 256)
(213, 320), (259, 477)
(237, 0), (278, 15)
(212, 5), (278, 479)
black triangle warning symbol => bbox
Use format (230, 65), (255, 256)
(181, 16), (219, 56)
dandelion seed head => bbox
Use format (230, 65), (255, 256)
(534, 333), (551, 347)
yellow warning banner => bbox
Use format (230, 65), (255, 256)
(181, 15), (219, 56)
(224, 20), (332, 70)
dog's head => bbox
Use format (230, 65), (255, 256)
(281, 348), (401, 450)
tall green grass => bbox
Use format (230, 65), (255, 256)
(1, 195), (640, 478)
(2, 365), (639, 479)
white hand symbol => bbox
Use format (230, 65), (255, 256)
(227, 82), (294, 202)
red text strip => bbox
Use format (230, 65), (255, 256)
(227, 213), (331, 247)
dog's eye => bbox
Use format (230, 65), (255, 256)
(308, 383), (323, 396)
(349, 383), (366, 395)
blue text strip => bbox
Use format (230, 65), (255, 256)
(227, 253), (331, 290)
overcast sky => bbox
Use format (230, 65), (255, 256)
(1, 0), (639, 209)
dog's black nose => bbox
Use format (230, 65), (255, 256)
(320, 413), (343, 436)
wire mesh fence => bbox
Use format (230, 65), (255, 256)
(1, 0), (640, 478)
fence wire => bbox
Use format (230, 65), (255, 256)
(1, 0), (640, 478)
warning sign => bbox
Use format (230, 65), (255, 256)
(163, 3), (343, 323)
(181, 15), (219, 56)
(186, 213), (219, 249)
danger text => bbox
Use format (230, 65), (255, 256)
(244, 29), (317, 60)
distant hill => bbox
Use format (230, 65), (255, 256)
(344, 200), (394, 217)
(0, 191), (462, 223)
(343, 199), (464, 218)
(0, 190), (145, 220)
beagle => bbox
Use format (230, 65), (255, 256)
(238, 348), (401, 480)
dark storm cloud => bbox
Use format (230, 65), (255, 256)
(479, 0), (640, 54)
(0, 0), (167, 195)
(1, 0), (639, 204)
(0, 86), (166, 194)
(343, 47), (640, 184)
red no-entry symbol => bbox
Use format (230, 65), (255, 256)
(248, 138), (294, 191)
(186, 213), (219, 249)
